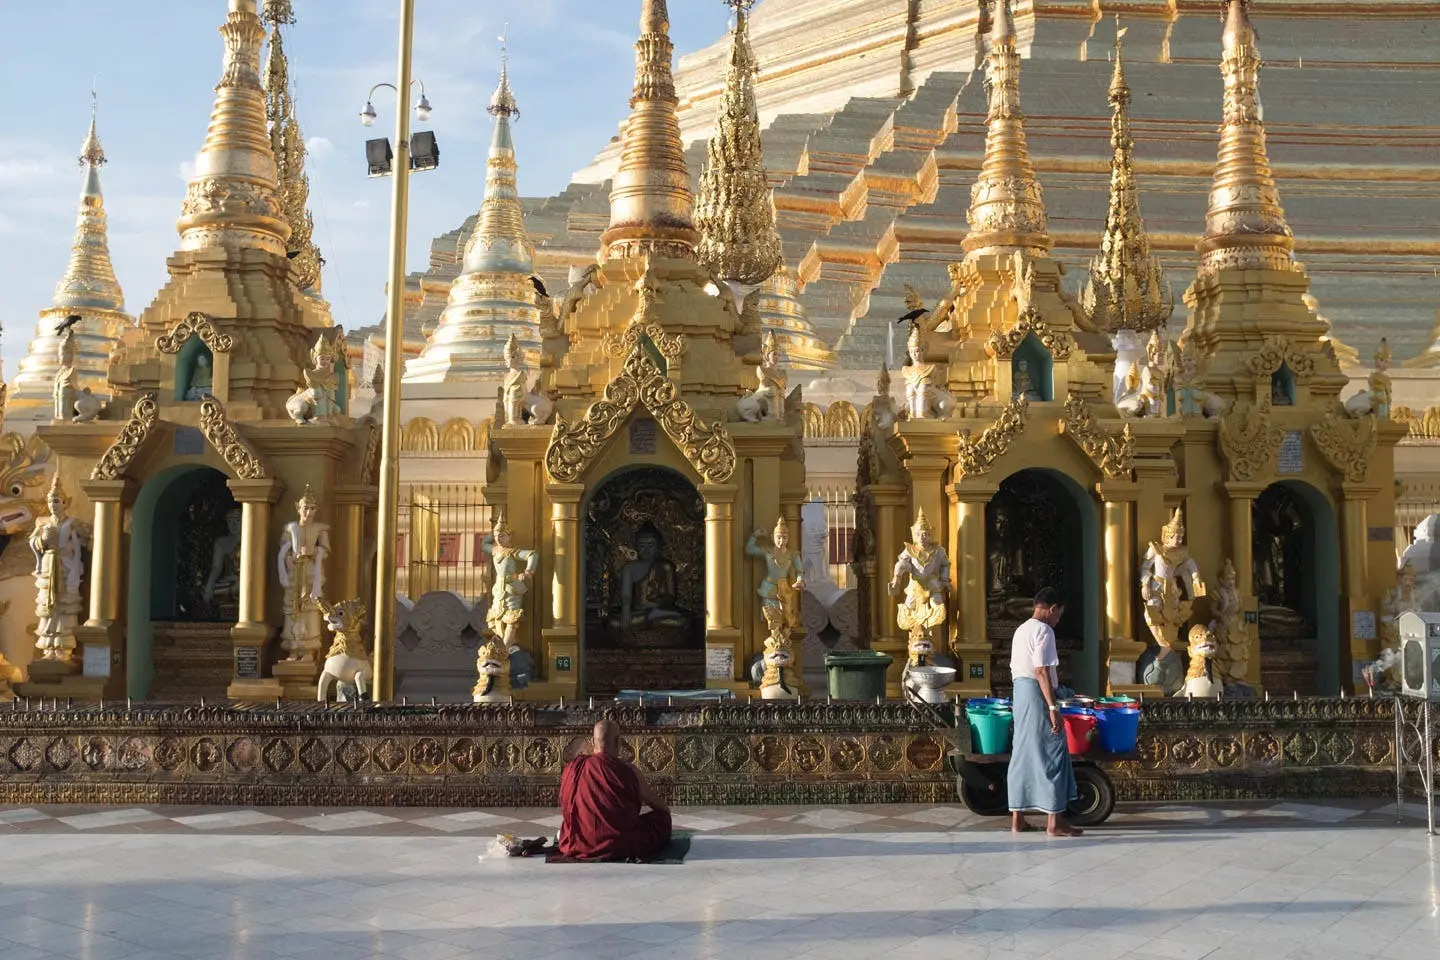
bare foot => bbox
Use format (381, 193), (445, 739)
(1010, 815), (1036, 833)
(1047, 824), (1084, 838)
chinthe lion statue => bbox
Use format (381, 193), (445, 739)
(1177, 622), (1224, 699)
(472, 637), (511, 703)
(315, 598), (373, 702)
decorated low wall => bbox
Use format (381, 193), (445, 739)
(0, 698), (1430, 807)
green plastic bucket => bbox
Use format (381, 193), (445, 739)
(966, 706), (1014, 755)
(825, 650), (894, 701)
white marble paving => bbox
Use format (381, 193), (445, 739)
(0, 813), (1436, 960)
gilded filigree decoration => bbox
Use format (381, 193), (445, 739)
(0, 432), (53, 525)
(601, 264), (686, 361)
(546, 344), (736, 485)
(1310, 413), (1378, 484)
(1079, 25), (1172, 334)
(1061, 394), (1134, 480)
(1244, 335), (1314, 384)
(360, 417), (382, 486)
(986, 313), (1073, 361)
(693, 0), (781, 285)
(90, 393), (161, 481)
(199, 397), (269, 480)
(262, 7), (322, 290)
(1217, 399), (1285, 483)
(155, 312), (235, 355)
(955, 396), (1030, 479)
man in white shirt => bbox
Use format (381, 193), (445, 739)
(1006, 587), (1081, 837)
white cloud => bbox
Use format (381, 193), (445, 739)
(177, 158), (198, 182)
(306, 136), (336, 158)
(0, 158), (58, 186)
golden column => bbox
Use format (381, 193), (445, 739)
(76, 478), (134, 698)
(869, 482), (908, 685)
(1339, 482), (1379, 686)
(701, 483), (742, 688)
(1097, 481), (1142, 692)
(538, 482), (584, 698)
(228, 477), (285, 699)
(331, 485), (375, 603)
(952, 480), (998, 695)
(1224, 481), (1264, 688)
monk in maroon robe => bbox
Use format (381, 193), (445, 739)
(558, 719), (672, 860)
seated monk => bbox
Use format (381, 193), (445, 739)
(558, 719), (672, 861)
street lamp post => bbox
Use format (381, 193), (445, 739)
(371, 0), (417, 703)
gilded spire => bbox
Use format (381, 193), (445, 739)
(963, 0), (1050, 259)
(263, 0), (322, 291)
(600, 0), (699, 262)
(694, 0), (781, 286)
(7, 99), (133, 418)
(54, 93), (124, 315)
(1080, 21), (1172, 333)
(404, 48), (539, 383)
(1197, 0), (1294, 276)
(177, 0), (289, 256)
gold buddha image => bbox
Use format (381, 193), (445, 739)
(609, 521), (692, 644)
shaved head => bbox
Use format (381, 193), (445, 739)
(593, 719), (621, 756)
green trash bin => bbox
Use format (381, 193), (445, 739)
(825, 650), (895, 701)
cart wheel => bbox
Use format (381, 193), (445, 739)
(958, 776), (1009, 817)
(1067, 764), (1115, 827)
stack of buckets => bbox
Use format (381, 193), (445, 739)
(966, 695), (1143, 757)
(1058, 697), (1143, 756)
(965, 697), (1013, 755)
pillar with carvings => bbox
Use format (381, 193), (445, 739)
(534, 481), (584, 701)
(226, 477), (285, 700)
(1096, 480), (1141, 692)
(75, 478), (134, 698)
(951, 480), (997, 695)
(700, 483), (742, 689)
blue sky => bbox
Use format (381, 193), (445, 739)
(0, 0), (732, 373)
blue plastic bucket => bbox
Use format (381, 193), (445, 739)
(1094, 707), (1141, 754)
(966, 706), (1014, 755)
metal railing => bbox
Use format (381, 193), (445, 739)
(396, 484), (495, 600)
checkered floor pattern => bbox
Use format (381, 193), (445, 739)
(0, 798), (1417, 836)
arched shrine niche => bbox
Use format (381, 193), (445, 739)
(1253, 481), (1340, 695)
(986, 468), (1100, 694)
(582, 467), (706, 695)
(1011, 333), (1053, 402)
(175, 336), (215, 401)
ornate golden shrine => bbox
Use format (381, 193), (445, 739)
(852, 0), (1404, 699)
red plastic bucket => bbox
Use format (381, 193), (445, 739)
(1060, 708), (1096, 755)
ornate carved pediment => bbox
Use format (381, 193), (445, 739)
(545, 344), (737, 485)
(955, 396), (1030, 479)
(90, 393), (161, 481)
(1217, 399), (1285, 482)
(199, 397), (269, 480)
(1061, 394), (1134, 480)
(155, 311), (235, 355)
(1310, 413), (1378, 484)
(1244, 334), (1314, 384)
(985, 311), (1074, 361)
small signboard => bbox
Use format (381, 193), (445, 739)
(706, 647), (734, 681)
(1352, 610), (1377, 641)
(235, 646), (261, 680)
(555, 655), (573, 673)
(969, 663), (985, 680)
(1277, 431), (1303, 474)
(1368, 527), (1395, 543)
(630, 418), (657, 455)
(82, 645), (110, 678)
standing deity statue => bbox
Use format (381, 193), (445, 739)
(1211, 558), (1250, 686)
(277, 486), (330, 661)
(902, 324), (955, 419)
(482, 513), (539, 652)
(52, 318), (79, 422)
(29, 476), (85, 662)
(746, 516), (806, 631)
(737, 331), (788, 423)
(1139, 508), (1206, 693)
(891, 508), (950, 664)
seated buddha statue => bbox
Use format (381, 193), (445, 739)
(610, 521), (691, 643)
(201, 508), (243, 616)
